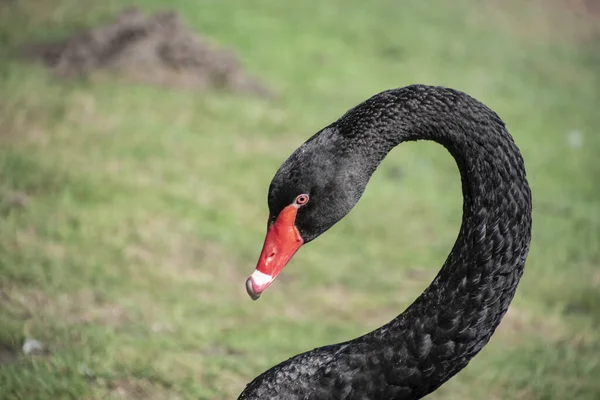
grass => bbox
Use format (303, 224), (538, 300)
(0, 0), (599, 399)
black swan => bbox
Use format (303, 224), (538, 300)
(239, 85), (532, 399)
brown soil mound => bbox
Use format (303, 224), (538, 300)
(21, 8), (271, 96)
(570, 0), (600, 17)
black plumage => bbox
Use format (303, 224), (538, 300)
(239, 85), (532, 400)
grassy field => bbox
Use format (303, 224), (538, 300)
(1, 0), (599, 399)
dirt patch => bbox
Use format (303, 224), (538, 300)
(21, 7), (271, 96)
(0, 343), (19, 365)
(569, 0), (600, 16)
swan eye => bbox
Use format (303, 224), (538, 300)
(295, 194), (309, 205)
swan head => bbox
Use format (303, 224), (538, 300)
(246, 127), (371, 300)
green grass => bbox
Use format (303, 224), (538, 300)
(1, 0), (599, 399)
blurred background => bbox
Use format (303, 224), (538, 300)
(0, 0), (599, 399)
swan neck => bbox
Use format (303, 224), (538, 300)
(334, 85), (533, 395)
(239, 85), (532, 400)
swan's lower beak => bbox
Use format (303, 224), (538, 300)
(246, 204), (304, 300)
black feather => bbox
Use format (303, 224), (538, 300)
(239, 85), (533, 400)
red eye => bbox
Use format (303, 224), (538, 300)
(295, 194), (309, 205)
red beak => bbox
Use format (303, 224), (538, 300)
(246, 204), (304, 300)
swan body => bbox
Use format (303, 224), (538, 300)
(240, 85), (532, 400)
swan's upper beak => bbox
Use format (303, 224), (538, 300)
(246, 204), (304, 300)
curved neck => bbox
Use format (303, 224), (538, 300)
(239, 85), (532, 400)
